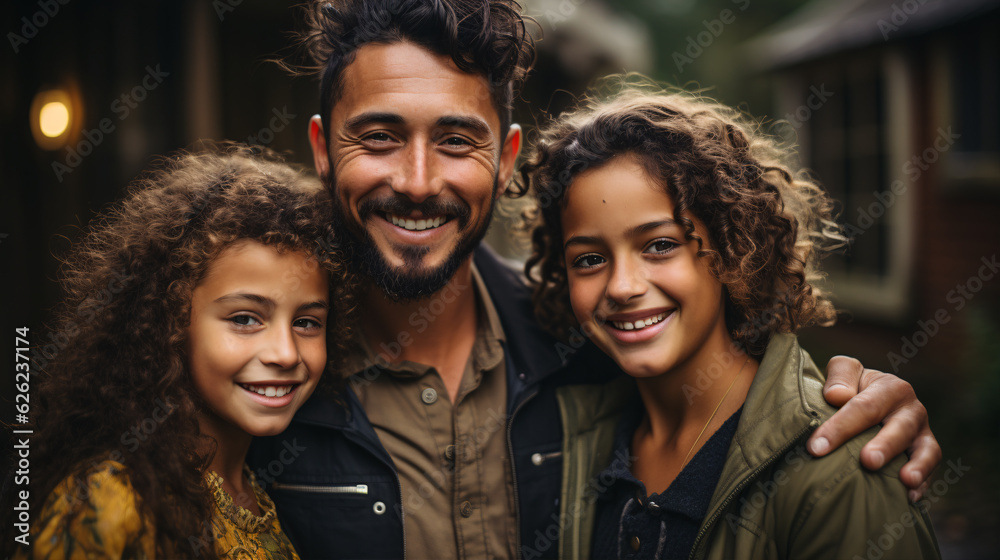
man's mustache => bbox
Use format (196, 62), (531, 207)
(357, 194), (471, 228)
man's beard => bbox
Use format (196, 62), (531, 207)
(324, 172), (498, 302)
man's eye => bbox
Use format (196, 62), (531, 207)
(572, 254), (606, 268)
(364, 132), (393, 143)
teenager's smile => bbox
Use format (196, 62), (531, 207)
(562, 155), (731, 379)
(603, 307), (676, 343)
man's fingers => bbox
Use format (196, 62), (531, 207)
(808, 388), (888, 456)
(909, 480), (930, 504)
(822, 355), (865, 407)
(900, 433), (942, 493)
(858, 402), (925, 470)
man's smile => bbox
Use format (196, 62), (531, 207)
(386, 213), (449, 231)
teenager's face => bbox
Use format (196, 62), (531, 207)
(187, 240), (329, 439)
(562, 155), (729, 378)
(308, 41), (521, 300)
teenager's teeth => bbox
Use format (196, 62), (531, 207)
(612, 312), (668, 331)
(388, 214), (446, 231)
(241, 384), (293, 397)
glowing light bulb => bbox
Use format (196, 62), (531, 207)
(39, 101), (70, 138)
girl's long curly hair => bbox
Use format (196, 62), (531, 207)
(521, 78), (845, 356)
(18, 144), (353, 557)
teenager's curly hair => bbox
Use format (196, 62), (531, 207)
(18, 144), (353, 557)
(521, 78), (845, 356)
(287, 0), (536, 140)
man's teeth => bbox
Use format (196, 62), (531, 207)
(240, 384), (294, 398)
(612, 312), (668, 331)
(388, 214), (446, 231)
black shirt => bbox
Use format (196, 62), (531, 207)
(591, 395), (743, 560)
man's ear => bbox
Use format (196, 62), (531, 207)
(496, 123), (522, 197)
(308, 115), (330, 179)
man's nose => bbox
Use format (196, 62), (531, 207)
(393, 141), (444, 203)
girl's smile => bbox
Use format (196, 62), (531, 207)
(187, 239), (330, 440)
(602, 308), (675, 344)
(561, 155), (732, 379)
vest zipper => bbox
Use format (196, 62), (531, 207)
(269, 482), (369, 495)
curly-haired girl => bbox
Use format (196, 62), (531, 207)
(9, 145), (352, 559)
(522, 80), (940, 559)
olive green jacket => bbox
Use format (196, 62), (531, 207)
(555, 334), (940, 560)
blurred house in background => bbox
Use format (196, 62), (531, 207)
(746, 1), (1000, 556)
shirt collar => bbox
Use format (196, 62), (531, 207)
(342, 262), (505, 380)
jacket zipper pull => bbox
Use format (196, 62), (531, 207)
(531, 451), (562, 466)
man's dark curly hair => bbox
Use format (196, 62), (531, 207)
(13, 144), (353, 557)
(521, 79), (845, 356)
(291, 0), (536, 142)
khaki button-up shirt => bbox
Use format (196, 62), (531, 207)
(346, 266), (517, 560)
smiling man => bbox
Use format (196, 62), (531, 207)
(247, 2), (942, 559)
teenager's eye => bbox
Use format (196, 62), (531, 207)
(645, 239), (678, 255)
(228, 315), (262, 327)
(294, 317), (324, 330)
(571, 253), (606, 269)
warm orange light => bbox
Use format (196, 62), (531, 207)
(31, 88), (79, 150)
(39, 101), (70, 137)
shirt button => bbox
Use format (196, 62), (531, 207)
(421, 388), (438, 404)
(460, 501), (474, 517)
(444, 445), (456, 462)
(647, 501), (662, 515)
(630, 536), (640, 551)
(373, 501), (386, 515)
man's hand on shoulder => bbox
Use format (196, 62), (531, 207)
(806, 355), (941, 502)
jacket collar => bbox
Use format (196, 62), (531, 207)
(698, 334), (825, 549)
(291, 243), (591, 428)
(725, 333), (825, 471)
(473, 243), (565, 387)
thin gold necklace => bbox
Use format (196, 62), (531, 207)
(680, 355), (751, 469)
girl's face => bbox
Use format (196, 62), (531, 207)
(187, 240), (329, 439)
(561, 155), (729, 378)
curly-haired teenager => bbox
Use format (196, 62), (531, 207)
(522, 81), (941, 559)
(9, 146), (352, 559)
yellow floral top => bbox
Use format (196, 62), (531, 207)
(16, 460), (301, 560)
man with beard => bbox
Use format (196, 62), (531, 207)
(247, 2), (941, 559)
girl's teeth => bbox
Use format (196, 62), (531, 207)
(613, 312), (668, 331)
(242, 384), (293, 397)
(388, 214), (445, 231)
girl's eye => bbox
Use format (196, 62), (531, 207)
(572, 253), (606, 269)
(294, 318), (324, 330)
(229, 315), (262, 327)
(645, 239), (678, 255)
